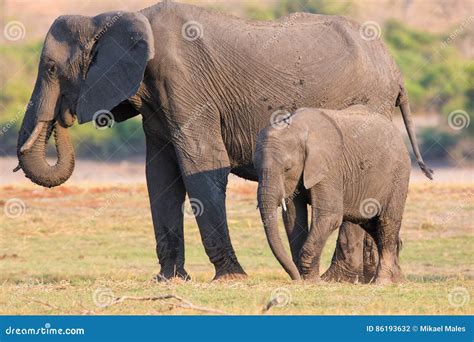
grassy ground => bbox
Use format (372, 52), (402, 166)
(0, 180), (472, 315)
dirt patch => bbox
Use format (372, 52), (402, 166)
(0, 254), (19, 260)
(228, 182), (257, 198)
(0, 185), (84, 199)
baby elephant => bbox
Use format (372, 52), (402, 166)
(254, 105), (409, 284)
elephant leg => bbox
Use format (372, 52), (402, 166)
(165, 95), (246, 280)
(362, 230), (379, 283)
(182, 167), (247, 281)
(172, 130), (246, 281)
(299, 213), (342, 280)
(282, 192), (308, 265)
(146, 137), (189, 281)
(372, 183), (406, 284)
(321, 222), (378, 283)
(373, 217), (403, 285)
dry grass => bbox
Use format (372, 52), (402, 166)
(0, 181), (472, 315)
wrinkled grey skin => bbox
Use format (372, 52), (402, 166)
(254, 106), (409, 283)
(16, 2), (432, 281)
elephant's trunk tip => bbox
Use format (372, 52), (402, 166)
(259, 203), (301, 281)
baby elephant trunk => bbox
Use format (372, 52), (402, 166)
(258, 186), (301, 280)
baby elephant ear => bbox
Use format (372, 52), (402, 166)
(303, 138), (328, 189)
(76, 12), (154, 124)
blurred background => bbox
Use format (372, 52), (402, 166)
(0, 0), (472, 183)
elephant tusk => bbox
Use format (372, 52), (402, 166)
(20, 121), (45, 154)
(12, 164), (21, 172)
(281, 199), (287, 212)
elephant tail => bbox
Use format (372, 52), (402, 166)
(397, 88), (434, 180)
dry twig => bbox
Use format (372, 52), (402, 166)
(262, 298), (280, 313)
(30, 299), (59, 310)
(109, 294), (227, 314)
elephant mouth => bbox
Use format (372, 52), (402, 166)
(59, 95), (77, 127)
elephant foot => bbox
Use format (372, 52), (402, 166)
(321, 261), (364, 284)
(302, 272), (322, 283)
(391, 268), (404, 283)
(213, 271), (248, 282)
(154, 267), (191, 283)
(374, 267), (404, 285)
(213, 262), (247, 282)
(374, 276), (393, 286)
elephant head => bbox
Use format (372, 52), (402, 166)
(16, 11), (154, 187)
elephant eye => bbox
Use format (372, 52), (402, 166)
(47, 63), (57, 75)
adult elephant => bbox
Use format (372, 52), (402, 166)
(16, 2), (432, 282)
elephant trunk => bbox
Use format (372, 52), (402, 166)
(17, 117), (75, 188)
(257, 182), (301, 280)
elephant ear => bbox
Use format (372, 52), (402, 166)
(302, 138), (328, 189)
(76, 12), (154, 124)
(303, 110), (344, 189)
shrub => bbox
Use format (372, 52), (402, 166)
(419, 127), (460, 161)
